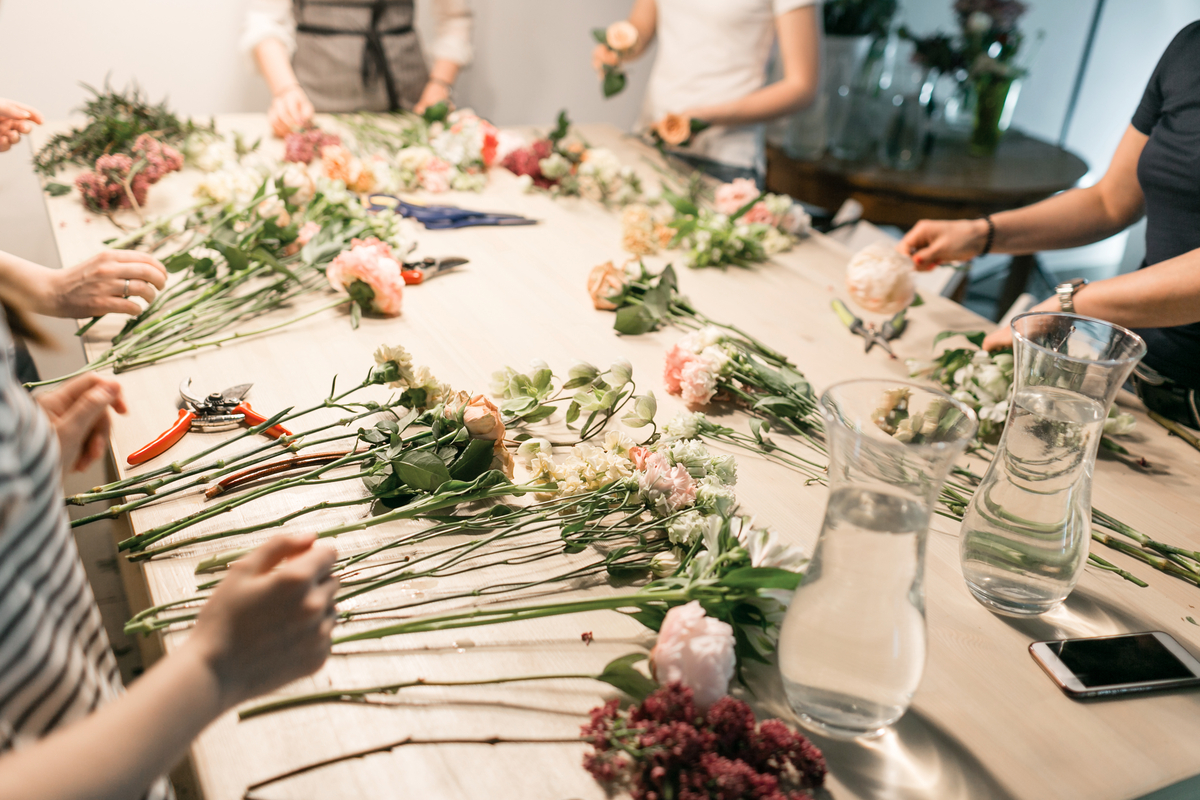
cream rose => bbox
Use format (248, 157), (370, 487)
(845, 243), (917, 315)
(606, 20), (639, 52)
(649, 601), (736, 710)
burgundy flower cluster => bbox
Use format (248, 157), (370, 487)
(75, 134), (184, 213)
(283, 128), (342, 165)
(500, 138), (555, 188)
(582, 683), (826, 800)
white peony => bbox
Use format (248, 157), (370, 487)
(649, 601), (735, 710)
(845, 243), (917, 315)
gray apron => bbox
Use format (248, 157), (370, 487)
(292, 0), (429, 112)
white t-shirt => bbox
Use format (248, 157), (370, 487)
(639, 0), (818, 170)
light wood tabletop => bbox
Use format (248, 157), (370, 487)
(30, 117), (1200, 800)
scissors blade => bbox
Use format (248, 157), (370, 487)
(429, 256), (469, 275)
(220, 383), (253, 403)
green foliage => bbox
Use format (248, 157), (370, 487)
(595, 654), (658, 702)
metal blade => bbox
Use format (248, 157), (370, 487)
(430, 256), (469, 275)
(178, 378), (204, 407)
(220, 383), (253, 403)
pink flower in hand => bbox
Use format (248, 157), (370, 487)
(713, 178), (759, 216)
(650, 601), (736, 710)
(326, 237), (404, 316)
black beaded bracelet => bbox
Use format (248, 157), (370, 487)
(979, 216), (996, 257)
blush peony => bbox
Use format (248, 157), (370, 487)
(845, 243), (917, 315)
(326, 237), (404, 316)
(713, 178), (760, 216)
(650, 601), (736, 710)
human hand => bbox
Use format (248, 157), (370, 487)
(188, 533), (339, 709)
(48, 250), (167, 319)
(983, 296), (1057, 351)
(268, 85), (314, 138)
(35, 374), (127, 473)
(592, 43), (620, 77)
(414, 81), (451, 115)
(897, 219), (989, 271)
(0, 98), (43, 153)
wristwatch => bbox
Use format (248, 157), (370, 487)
(1055, 278), (1088, 313)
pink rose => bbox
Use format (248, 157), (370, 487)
(740, 201), (778, 227)
(421, 157), (453, 193)
(679, 358), (718, 407)
(650, 601), (736, 710)
(605, 20), (639, 52)
(326, 237), (404, 316)
(713, 178), (759, 216)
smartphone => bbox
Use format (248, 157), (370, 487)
(1030, 631), (1200, 699)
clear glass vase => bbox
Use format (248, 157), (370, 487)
(960, 313), (1146, 616)
(779, 380), (977, 739)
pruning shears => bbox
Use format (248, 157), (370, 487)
(127, 379), (291, 466)
(368, 195), (538, 229)
(832, 299), (907, 359)
(401, 255), (469, 285)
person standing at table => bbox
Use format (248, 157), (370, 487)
(592, 0), (821, 184)
(244, 0), (474, 138)
(898, 20), (1200, 430)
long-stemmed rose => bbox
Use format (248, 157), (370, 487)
(593, 21), (639, 97)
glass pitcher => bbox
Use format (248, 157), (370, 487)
(779, 380), (977, 739)
(959, 313), (1146, 616)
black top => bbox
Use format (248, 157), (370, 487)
(1130, 20), (1200, 390)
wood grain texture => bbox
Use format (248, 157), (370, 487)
(30, 118), (1200, 800)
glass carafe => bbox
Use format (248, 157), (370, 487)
(960, 313), (1146, 616)
(779, 380), (977, 739)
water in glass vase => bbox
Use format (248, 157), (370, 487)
(779, 487), (929, 739)
(960, 386), (1106, 616)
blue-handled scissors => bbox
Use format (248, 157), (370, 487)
(367, 195), (538, 229)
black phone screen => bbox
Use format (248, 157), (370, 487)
(1049, 634), (1194, 687)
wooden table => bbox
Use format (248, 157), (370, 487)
(766, 130), (1090, 316)
(33, 117), (1200, 800)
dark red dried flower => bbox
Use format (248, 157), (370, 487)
(500, 139), (557, 188)
(284, 128), (342, 164)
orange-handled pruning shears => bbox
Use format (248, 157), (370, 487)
(127, 379), (291, 466)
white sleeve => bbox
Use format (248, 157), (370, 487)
(241, 0), (297, 56)
(428, 0), (473, 67)
(773, 0), (819, 15)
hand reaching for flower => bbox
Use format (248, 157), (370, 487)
(49, 251), (168, 319)
(0, 98), (43, 153)
(414, 81), (451, 116)
(897, 218), (991, 270)
(186, 533), (338, 709)
(268, 85), (315, 138)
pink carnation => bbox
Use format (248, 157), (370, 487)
(740, 201), (779, 227)
(421, 157), (453, 193)
(650, 602), (736, 710)
(326, 237), (404, 316)
(679, 358), (719, 407)
(296, 221), (321, 246)
(638, 452), (697, 512)
(713, 177), (759, 216)
(663, 343), (692, 396)
(132, 134), (183, 182)
(628, 445), (651, 471)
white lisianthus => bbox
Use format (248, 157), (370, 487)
(604, 430), (636, 456)
(664, 410), (705, 440)
(666, 510), (708, 546)
(762, 226), (794, 256)
(734, 517), (808, 572)
(650, 549), (683, 578)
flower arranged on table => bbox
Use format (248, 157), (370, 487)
(594, 21), (639, 98)
(492, 356), (643, 443)
(74, 134), (184, 215)
(657, 182), (808, 269)
(326, 236), (406, 320)
(320, 143), (379, 194)
(582, 682), (827, 800)
(649, 601), (735, 710)
(621, 205), (679, 256)
(283, 127), (343, 165)
(845, 243), (917, 315)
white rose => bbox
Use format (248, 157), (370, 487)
(845, 243), (916, 315)
(649, 601), (735, 710)
(605, 20), (639, 52)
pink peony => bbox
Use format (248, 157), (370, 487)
(740, 201), (779, 227)
(845, 243), (917, 315)
(421, 157), (453, 193)
(638, 452), (697, 512)
(650, 601), (736, 710)
(713, 177), (759, 216)
(679, 357), (718, 407)
(296, 221), (321, 247)
(326, 237), (404, 316)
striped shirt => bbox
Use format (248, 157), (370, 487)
(0, 318), (171, 799)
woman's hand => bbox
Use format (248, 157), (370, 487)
(47, 251), (167, 319)
(897, 219), (990, 271)
(268, 85), (314, 138)
(0, 98), (43, 153)
(35, 374), (127, 473)
(187, 533), (339, 708)
(414, 81), (451, 115)
(982, 296), (1059, 351)
(591, 43), (621, 77)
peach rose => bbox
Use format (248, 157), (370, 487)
(655, 113), (692, 147)
(606, 20), (639, 52)
(492, 439), (515, 479)
(446, 392), (506, 442)
(587, 261), (626, 310)
(845, 243), (917, 315)
(650, 601), (736, 710)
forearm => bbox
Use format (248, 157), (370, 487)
(688, 79), (816, 127)
(253, 38), (300, 95)
(428, 58), (460, 90)
(989, 186), (1142, 255)
(1064, 249), (1200, 329)
(0, 250), (55, 315)
(0, 643), (225, 800)
(624, 0), (657, 60)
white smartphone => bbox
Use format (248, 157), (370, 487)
(1029, 631), (1200, 699)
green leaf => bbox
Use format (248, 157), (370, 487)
(422, 101), (450, 125)
(549, 110), (571, 146)
(910, 293), (925, 307)
(721, 566), (803, 592)
(214, 242), (249, 272)
(565, 401), (580, 424)
(661, 188), (699, 218)
(592, 28), (609, 45)
(531, 368), (554, 395)
(45, 182), (72, 196)
(595, 654), (657, 702)
(395, 451), (452, 493)
(729, 193), (765, 222)
(163, 252), (196, 274)
(614, 305), (657, 335)
(350, 300), (362, 330)
(520, 404), (556, 423)
(933, 330), (987, 349)
(626, 606), (668, 632)
(251, 246), (300, 283)
(500, 396), (537, 416)
(449, 438), (496, 482)
(602, 68), (627, 99)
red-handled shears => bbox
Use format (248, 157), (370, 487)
(127, 379), (291, 466)
(400, 255), (469, 285)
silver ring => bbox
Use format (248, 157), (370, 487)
(122, 279), (130, 299)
